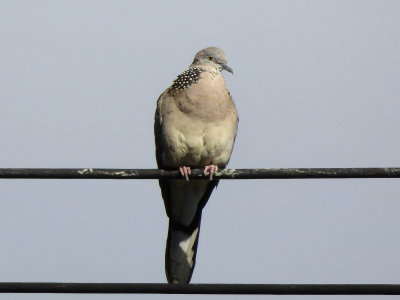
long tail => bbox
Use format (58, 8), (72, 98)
(165, 214), (202, 284)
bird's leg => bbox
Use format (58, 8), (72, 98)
(179, 166), (191, 181)
(203, 164), (218, 181)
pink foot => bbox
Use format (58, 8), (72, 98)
(204, 164), (218, 181)
(179, 166), (191, 181)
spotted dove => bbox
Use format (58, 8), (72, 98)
(154, 47), (238, 283)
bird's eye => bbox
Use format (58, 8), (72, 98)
(207, 55), (213, 61)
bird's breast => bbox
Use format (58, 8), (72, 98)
(159, 72), (238, 169)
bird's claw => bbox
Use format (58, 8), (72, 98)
(179, 166), (191, 181)
(204, 164), (218, 181)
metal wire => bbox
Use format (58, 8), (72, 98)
(0, 282), (399, 294)
(1, 167), (400, 179)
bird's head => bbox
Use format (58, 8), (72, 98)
(192, 47), (233, 74)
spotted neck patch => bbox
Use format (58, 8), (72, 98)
(168, 67), (202, 93)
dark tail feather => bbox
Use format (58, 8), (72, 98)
(165, 215), (202, 284)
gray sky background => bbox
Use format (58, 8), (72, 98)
(1, 1), (400, 299)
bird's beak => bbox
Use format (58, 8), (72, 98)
(221, 64), (233, 74)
